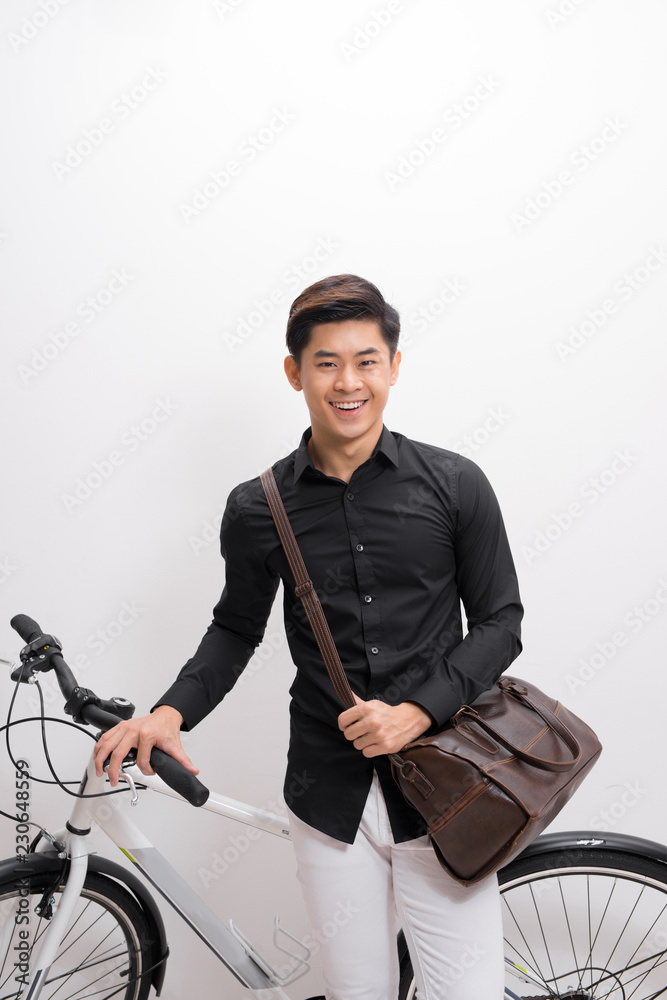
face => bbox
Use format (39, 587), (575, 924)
(284, 319), (401, 450)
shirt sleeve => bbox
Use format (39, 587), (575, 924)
(410, 456), (523, 726)
(153, 482), (280, 730)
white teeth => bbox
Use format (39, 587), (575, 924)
(332, 401), (366, 410)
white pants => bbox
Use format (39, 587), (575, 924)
(288, 773), (504, 1000)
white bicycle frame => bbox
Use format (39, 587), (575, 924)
(24, 751), (304, 1000)
(22, 751), (526, 1000)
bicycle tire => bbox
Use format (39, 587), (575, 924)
(0, 867), (153, 1000)
(397, 847), (667, 999)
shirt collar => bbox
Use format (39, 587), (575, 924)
(293, 425), (399, 483)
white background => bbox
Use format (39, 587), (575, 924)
(1, 1), (666, 996)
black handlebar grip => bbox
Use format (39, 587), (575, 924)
(10, 614), (44, 644)
(149, 747), (209, 807)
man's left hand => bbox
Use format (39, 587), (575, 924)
(338, 695), (433, 756)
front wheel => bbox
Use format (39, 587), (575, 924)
(0, 866), (154, 999)
(398, 847), (667, 999)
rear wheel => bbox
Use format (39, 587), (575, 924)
(0, 867), (153, 999)
(398, 951), (416, 999)
(500, 847), (667, 999)
(397, 847), (667, 999)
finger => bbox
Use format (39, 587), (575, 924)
(337, 693), (366, 728)
(165, 743), (199, 775)
(93, 741), (106, 776)
(341, 718), (362, 741)
(348, 729), (386, 757)
(344, 718), (377, 744)
(93, 725), (120, 774)
(105, 727), (144, 784)
(136, 736), (159, 777)
(158, 741), (199, 774)
(338, 703), (370, 732)
(338, 708), (358, 731)
(94, 727), (126, 777)
(106, 736), (139, 785)
(105, 748), (125, 787)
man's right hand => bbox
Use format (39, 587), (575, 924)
(93, 705), (199, 787)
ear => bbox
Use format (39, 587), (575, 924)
(390, 349), (401, 386)
(284, 354), (302, 391)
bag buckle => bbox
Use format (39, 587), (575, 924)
(390, 757), (435, 798)
(499, 678), (528, 696)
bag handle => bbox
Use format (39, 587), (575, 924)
(260, 468), (356, 711)
(454, 679), (582, 773)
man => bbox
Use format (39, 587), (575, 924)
(95, 273), (523, 998)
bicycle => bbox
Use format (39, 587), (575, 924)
(1, 614), (666, 999)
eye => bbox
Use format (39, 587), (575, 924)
(359, 359), (376, 366)
(317, 361), (336, 368)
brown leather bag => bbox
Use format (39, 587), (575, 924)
(387, 676), (602, 882)
(260, 468), (602, 884)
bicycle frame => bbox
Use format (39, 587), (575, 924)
(26, 750), (667, 1000)
(27, 751), (302, 999)
(19, 749), (667, 1000)
(9, 617), (666, 1000)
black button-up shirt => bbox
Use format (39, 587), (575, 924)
(157, 427), (523, 843)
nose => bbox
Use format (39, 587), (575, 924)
(334, 363), (363, 393)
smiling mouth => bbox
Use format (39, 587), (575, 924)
(329, 400), (368, 411)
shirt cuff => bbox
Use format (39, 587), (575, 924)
(407, 676), (465, 729)
(151, 682), (210, 732)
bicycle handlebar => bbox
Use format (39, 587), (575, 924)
(10, 613), (43, 644)
(10, 613), (210, 808)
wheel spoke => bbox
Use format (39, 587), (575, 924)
(559, 874), (585, 990)
(50, 924), (126, 999)
(499, 851), (667, 1000)
(529, 882), (558, 987)
(502, 893), (555, 994)
(623, 949), (667, 1000)
(0, 873), (149, 1000)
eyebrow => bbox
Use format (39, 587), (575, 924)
(312, 347), (381, 359)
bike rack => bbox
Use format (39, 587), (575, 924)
(229, 916), (312, 987)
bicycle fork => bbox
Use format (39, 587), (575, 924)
(19, 762), (100, 1000)
(21, 836), (90, 999)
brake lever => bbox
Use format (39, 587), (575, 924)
(103, 748), (140, 806)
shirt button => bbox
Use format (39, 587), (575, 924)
(364, 595), (372, 603)
(346, 493), (354, 501)
(371, 647), (379, 655)
(356, 543), (364, 552)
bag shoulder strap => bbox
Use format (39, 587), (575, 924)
(260, 467), (355, 710)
